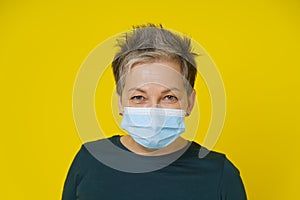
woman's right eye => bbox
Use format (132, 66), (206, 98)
(130, 96), (146, 103)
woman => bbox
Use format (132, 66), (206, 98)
(62, 24), (247, 200)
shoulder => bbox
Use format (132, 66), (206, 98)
(178, 141), (230, 176)
(187, 142), (246, 198)
(220, 158), (247, 199)
(71, 136), (122, 168)
(83, 135), (121, 148)
(184, 141), (243, 177)
(189, 141), (241, 173)
(185, 141), (226, 162)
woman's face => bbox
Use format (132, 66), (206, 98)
(119, 60), (195, 112)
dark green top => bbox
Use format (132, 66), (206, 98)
(62, 135), (247, 200)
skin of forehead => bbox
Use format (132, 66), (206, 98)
(123, 63), (186, 92)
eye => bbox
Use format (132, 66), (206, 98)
(130, 95), (146, 104)
(163, 95), (178, 103)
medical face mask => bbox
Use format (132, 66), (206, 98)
(120, 107), (186, 150)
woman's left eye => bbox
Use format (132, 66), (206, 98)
(163, 95), (178, 102)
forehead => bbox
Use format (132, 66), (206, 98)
(124, 61), (185, 91)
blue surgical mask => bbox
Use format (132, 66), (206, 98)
(120, 107), (186, 150)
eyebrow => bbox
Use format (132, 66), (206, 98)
(128, 87), (181, 93)
(128, 87), (146, 93)
(161, 88), (181, 93)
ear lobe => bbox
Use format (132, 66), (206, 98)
(186, 89), (196, 116)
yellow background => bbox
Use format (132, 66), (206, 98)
(1, 0), (299, 199)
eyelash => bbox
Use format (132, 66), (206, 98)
(163, 95), (178, 102)
(130, 95), (178, 103)
(130, 96), (145, 101)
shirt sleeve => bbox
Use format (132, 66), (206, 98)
(61, 146), (85, 200)
(220, 157), (247, 200)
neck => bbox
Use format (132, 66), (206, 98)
(120, 135), (188, 156)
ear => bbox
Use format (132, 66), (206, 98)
(118, 93), (123, 116)
(186, 89), (196, 116)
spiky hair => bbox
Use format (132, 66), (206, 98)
(112, 23), (197, 95)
